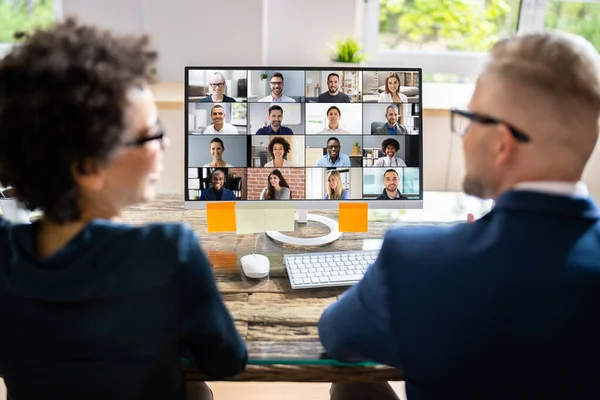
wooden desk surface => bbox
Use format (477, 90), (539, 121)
(121, 194), (404, 382)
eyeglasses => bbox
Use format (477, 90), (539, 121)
(450, 108), (531, 142)
(123, 120), (166, 148)
(327, 145), (340, 150)
(210, 82), (225, 87)
(270, 81), (284, 86)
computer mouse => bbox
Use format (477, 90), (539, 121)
(240, 254), (270, 279)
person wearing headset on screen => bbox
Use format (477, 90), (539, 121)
(318, 73), (351, 103)
(255, 105), (294, 135)
(378, 72), (408, 103)
(200, 72), (236, 102)
(373, 105), (409, 135)
(203, 137), (233, 167)
(264, 137), (294, 167)
(315, 137), (351, 167)
(318, 106), (350, 133)
(374, 138), (407, 167)
(260, 169), (292, 200)
(258, 72), (296, 102)
(203, 104), (238, 134)
(324, 170), (350, 199)
(200, 169), (237, 201)
(375, 169), (408, 200)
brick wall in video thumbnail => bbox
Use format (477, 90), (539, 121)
(247, 168), (305, 200)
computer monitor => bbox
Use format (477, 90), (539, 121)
(185, 67), (423, 211)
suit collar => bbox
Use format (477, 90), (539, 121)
(493, 190), (600, 219)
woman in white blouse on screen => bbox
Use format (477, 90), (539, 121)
(374, 138), (407, 167)
(263, 137), (294, 167)
(378, 72), (408, 103)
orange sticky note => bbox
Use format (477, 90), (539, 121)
(206, 202), (236, 232)
(338, 203), (368, 232)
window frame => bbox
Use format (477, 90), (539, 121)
(362, 0), (549, 78)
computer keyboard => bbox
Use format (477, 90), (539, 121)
(284, 250), (379, 289)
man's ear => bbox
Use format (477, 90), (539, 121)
(495, 124), (517, 167)
(71, 160), (106, 192)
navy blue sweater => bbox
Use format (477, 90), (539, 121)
(0, 218), (247, 400)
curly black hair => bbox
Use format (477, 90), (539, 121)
(268, 136), (291, 158)
(0, 18), (157, 223)
(381, 138), (400, 152)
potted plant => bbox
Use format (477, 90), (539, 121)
(352, 141), (361, 156)
(328, 36), (366, 66)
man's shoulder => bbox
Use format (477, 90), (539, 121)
(378, 224), (472, 270)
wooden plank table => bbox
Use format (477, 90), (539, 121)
(121, 195), (406, 382)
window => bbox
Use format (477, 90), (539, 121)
(544, 0), (600, 51)
(0, 0), (58, 58)
(363, 0), (600, 82)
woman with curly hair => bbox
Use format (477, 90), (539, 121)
(374, 138), (407, 167)
(260, 169), (292, 200)
(0, 19), (245, 400)
(264, 136), (294, 167)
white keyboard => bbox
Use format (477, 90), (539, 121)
(284, 250), (379, 289)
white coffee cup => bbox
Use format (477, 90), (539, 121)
(0, 197), (31, 224)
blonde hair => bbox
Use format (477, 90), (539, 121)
(327, 170), (344, 199)
(487, 31), (600, 115)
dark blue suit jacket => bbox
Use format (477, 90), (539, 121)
(319, 190), (600, 400)
(199, 187), (237, 201)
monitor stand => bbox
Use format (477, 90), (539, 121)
(265, 209), (343, 246)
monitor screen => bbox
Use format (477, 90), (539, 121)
(185, 67), (423, 209)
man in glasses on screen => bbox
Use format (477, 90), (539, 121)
(259, 72), (296, 102)
(319, 31), (600, 400)
(200, 71), (236, 103)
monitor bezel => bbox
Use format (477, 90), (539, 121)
(184, 66), (424, 210)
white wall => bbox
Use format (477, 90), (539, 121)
(62, 0), (264, 81)
(262, 0), (360, 66)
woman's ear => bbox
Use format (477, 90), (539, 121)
(71, 159), (105, 192)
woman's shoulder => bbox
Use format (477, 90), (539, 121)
(378, 92), (391, 102)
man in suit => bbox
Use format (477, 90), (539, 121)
(319, 31), (600, 400)
(373, 105), (408, 135)
(199, 169), (237, 201)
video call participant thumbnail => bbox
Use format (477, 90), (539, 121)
(373, 105), (408, 135)
(315, 137), (351, 167)
(199, 168), (237, 200)
(374, 138), (407, 167)
(378, 72), (408, 103)
(204, 104), (238, 134)
(200, 71), (237, 103)
(376, 169), (409, 200)
(264, 137), (294, 167)
(255, 105), (293, 135)
(260, 169), (292, 200)
(318, 106), (350, 134)
(325, 170), (350, 199)
(259, 72), (296, 103)
(203, 137), (233, 167)
(318, 73), (350, 103)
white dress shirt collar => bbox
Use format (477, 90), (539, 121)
(513, 181), (589, 198)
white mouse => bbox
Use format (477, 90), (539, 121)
(240, 254), (270, 279)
